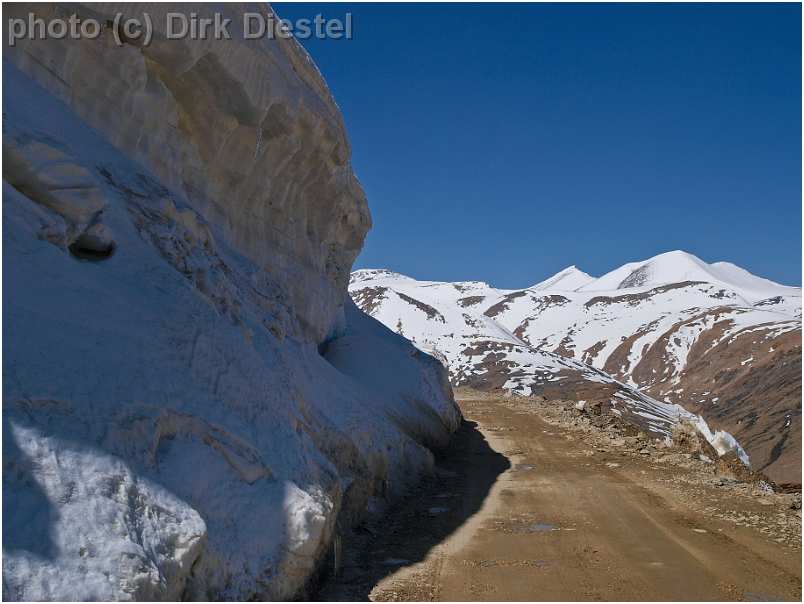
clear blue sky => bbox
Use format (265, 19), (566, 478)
(275, 3), (802, 287)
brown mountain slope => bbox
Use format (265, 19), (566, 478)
(645, 324), (802, 486)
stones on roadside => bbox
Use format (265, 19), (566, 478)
(587, 400), (604, 416)
(755, 480), (774, 495)
(713, 476), (739, 487)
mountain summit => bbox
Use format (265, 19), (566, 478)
(579, 250), (798, 302)
(530, 265), (595, 291)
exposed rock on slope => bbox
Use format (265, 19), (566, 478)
(350, 253), (801, 484)
(3, 5), (459, 600)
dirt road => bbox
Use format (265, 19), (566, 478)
(317, 393), (801, 601)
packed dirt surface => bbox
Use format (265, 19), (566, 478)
(316, 390), (801, 601)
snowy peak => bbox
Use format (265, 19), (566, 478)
(581, 250), (717, 291)
(580, 250), (799, 302)
(530, 265), (595, 291)
(349, 268), (414, 285)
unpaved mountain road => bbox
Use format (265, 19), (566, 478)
(317, 392), (801, 601)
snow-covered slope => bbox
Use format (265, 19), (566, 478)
(350, 255), (801, 484)
(2, 6), (459, 600)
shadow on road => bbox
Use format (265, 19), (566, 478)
(314, 418), (510, 600)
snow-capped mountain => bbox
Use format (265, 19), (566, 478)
(349, 251), (801, 485)
(579, 250), (799, 303)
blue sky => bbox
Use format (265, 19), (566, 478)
(276, 3), (802, 287)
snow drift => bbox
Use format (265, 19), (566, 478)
(2, 4), (459, 600)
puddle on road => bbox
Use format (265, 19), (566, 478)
(524, 523), (557, 533)
(493, 516), (564, 534)
(503, 522), (557, 534)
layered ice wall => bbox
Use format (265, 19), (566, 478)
(3, 4), (460, 600)
(4, 2), (369, 343)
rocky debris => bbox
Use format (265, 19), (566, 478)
(457, 295), (486, 308)
(586, 400), (604, 416)
(483, 291), (529, 318)
(351, 286), (390, 316)
(544, 397), (778, 491)
(670, 420), (719, 458)
(396, 292), (445, 323)
(666, 419), (766, 486)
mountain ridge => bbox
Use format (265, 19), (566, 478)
(350, 251), (801, 485)
(356, 250), (800, 299)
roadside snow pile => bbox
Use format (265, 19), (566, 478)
(669, 416), (750, 467)
(692, 416), (751, 466)
(3, 6), (459, 600)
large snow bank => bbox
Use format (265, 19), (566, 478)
(2, 25), (458, 601)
